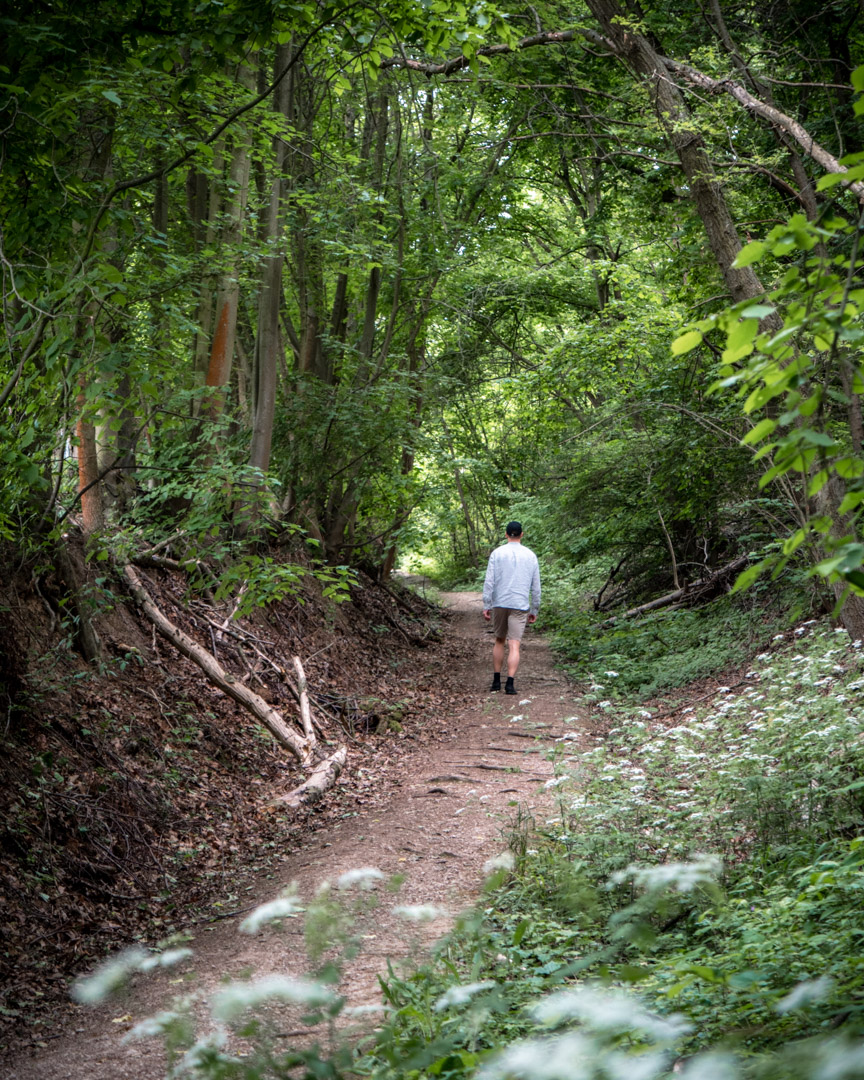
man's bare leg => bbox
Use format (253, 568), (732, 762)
(507, 638), (521, 677)
(493, 637), (506, 674)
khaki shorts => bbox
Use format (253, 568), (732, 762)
(492, 607), (529, 641)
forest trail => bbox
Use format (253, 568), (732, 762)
(9, 591), (590, 1080)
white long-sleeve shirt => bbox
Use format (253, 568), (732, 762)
(483, 541), (541, 615)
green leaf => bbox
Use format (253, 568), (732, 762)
(783, 527), (808, 554)
(739, 304), (775, 319)
(733, 241), (766, 267)
(799, 429), (835, 448)
(671, 330), (703, 355)
(807, 470), (829, 497)
(732, 557), (774, 592)
(838, 491), (864, 515)
(101, 89), (122, 106)
(741, 418), (777, 446)
(512, 920), (529, 946)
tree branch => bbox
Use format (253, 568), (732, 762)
(661, 60), (864, 203)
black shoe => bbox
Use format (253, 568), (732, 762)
(490, 677), (501, 692)
(505, 680), (516, 695)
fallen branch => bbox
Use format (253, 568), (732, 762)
(292, 655), (315, 742)
(122, 563), (314, 764)
(600, 556), (749, 625)
(132, 552), (220, 591)
(276, 747), (348, 809)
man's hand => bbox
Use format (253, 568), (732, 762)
(483, 609), (491, 621)
(527, 614), (537, 624)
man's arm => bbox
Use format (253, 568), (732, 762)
(482, 551), (496, 617)
(529, 554), (541, 618)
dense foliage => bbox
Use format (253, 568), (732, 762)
(6, 0), (864, 1074)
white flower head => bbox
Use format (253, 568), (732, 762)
(71, 947), (149, 1004)
(776, 976), (834, 1014)
(435, 980), (497, 1011)
(609, 855), (722, 894)
(342, 1003), (389, 1018)
(604, 670), (619, 678)
(173, 1029), (230, 1074)
(393, 903), (448, 923)
(478, 1032), (596, 1080)
(239, 896), (303, 934)
(211, 976), (337, 1022)
(124, 1005), (190, 1042)
(336, 867), (386, 890)
(138, 947), (193, 973)
(677, 1051), (741, 1080)
(532, 987), (691, 1042)
(483, 851), (515, 875)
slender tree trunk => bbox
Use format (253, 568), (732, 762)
(204, 64), (254, 418)
(76, 374), (104, 535)
(248, 45), (291, 480)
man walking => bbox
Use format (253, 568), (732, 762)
(482, 521), (541, 694)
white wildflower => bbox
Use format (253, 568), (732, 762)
(172, 1029), (232, 1075)
(610, 855), (722, 894)
(336, 867), (386, 890)
(393, 904), (447, 922)
(239, 896), (303, 934)
(678, 1051), (741, 1080)
(532, 986), (691, 1042)
(604, 670), (619, 678)
(342, 1003), (388, 1017)
(435, 980), (497, 1011)
(483, 851), (515, 875)
(478, 1032), (595, 1080)
(212, 976), (336, 1022)
(776, 976), (834, 1014)
(124, 1007), (188, 1041)
(138, 947), (193, 972)
(71, 947), (149, 1004)
(810, 1039), (864, 1079)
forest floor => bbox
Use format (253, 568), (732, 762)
(8, 589), (595, 1080)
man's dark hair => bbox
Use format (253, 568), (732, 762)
(505, 521), (523, 537)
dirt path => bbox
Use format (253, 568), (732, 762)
(9, 592), (591, 1080)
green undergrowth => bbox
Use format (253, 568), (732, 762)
(74, 620), (864, 1079)
(545, 576), (809, 700)
(371, 618), (864, 1078)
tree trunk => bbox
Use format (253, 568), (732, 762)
(204, 64), (254, 417)
(584, 0), (777, 310)
(76, 373), (104, 535)
(248, 45), (291, 481)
